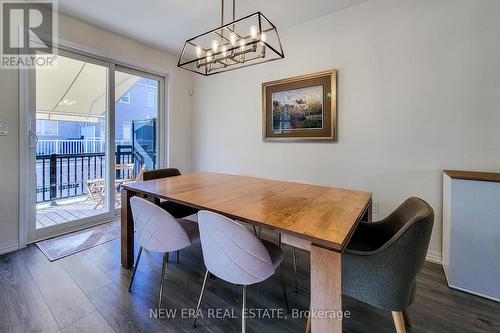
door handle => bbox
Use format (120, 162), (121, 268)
(29, 131), (38, 148)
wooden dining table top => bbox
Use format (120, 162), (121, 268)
(122, 172), (372, 252)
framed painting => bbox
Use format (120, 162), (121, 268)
(262, 70), (337, 141)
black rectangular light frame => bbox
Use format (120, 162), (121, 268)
(177, 12), (284, 76)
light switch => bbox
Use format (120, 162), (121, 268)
(0, 123), (7, 136)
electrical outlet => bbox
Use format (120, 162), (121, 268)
(372, 201), (379, 214)
(0, 123), (7, 136)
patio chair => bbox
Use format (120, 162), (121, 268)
(90, 165), (147, 209)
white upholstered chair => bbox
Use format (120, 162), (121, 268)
(193, 210), (289, 333)
(128, 196), (199, 309)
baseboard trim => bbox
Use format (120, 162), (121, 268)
(448, 284), (500, 303)
(425, 250), (442, 264)
(2, 235), (445, 265)
(0, 240), (19, 255)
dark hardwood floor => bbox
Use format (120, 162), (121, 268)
(1, 232), (499, 333)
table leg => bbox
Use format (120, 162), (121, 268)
(121, 189), (135, 268)
(310, 245), (342, 333)
(362, 199), (373, 222)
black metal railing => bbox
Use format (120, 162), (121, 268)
(36, 147), (136, 204)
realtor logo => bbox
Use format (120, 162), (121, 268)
(1, 0), (57, 68)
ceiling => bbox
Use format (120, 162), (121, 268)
(58, 0), (367, 54)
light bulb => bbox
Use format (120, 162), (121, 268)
(221, 45), (227, 57)
(211, 40), (218, 52)
(250, 26), (258, 39)
(260, 32), (267, 43)
(260, 32), (267, 58)
(195, 46), (203, 58)
(229, 32), (237, 46)
(239, 39), (246, 51)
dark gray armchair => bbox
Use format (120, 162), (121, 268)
(142, 168), (199, 219)
(342, 197), (434, 333)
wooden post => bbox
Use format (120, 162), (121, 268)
(121, 189), (135, 268)
(115, 146), (121, 180)
(49, 154), (57, 206)
(310, 245), (342, 333)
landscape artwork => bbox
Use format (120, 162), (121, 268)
(272, 85), (324, 133)
(262, 70), (337, 141)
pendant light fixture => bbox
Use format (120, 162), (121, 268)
(177, 0), (285, 76)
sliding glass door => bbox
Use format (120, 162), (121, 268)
(29, 48), (164, 241)
(114, 68), (160, 209)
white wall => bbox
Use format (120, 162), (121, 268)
(0, 14), (193, 252)
(191, 0), (500, 259)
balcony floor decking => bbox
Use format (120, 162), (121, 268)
(36, 196), (118, 229)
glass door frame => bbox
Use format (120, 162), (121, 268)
(26, 48), (116, 242)
(21, 46), (167, 244)
(113, 65), (165, 215)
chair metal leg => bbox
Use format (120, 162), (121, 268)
(128, 246), (143, 292)
(158, 252), (168, 309)
(242, 285), (248, 333)
(292, 247), (298, 293)
(193, 270), (210, 328)
(176, 250), (180, 263)
(277, 264), (290, 313)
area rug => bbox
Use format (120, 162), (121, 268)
(36, 220), (120, 261)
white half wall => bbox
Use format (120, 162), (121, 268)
(191, 0), (500, 259)
(0, 13), (193, 251)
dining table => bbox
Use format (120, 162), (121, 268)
(121, 172), (372, 333)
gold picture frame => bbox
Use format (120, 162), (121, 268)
(262, 70), (337, 142)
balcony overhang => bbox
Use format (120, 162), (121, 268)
(36, 56), (140, 123)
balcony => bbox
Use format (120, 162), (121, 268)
(36, 139), (144, 228)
